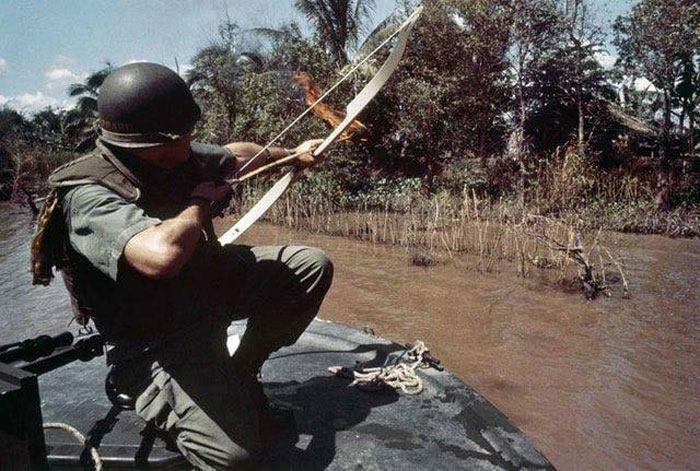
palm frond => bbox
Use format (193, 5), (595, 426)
(246, 27), (302, 43)
(77, 97), (98, 115)
(237, 52), (265, 72)
(353, 0), (376, 38)
(185, 71), (207, 87)
(355, 17), (401, 58)
(68, 84), (91, 97)
(86, 67), (112, 90)
(293, 0), (377, 64)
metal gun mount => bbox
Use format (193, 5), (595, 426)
(0, 331), (104, 469)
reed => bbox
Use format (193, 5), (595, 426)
(231, 179), (629, 297)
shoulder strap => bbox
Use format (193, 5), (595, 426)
(48, 144), (141, 202)
(30, 190), (61, 286)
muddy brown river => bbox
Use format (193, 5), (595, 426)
(218, 218), (700, 471)
(2, 203), (698, 470)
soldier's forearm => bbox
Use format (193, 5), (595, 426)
(123, 202), (209, 279)
(224, 142), (291, 174)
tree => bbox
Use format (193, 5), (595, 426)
(559, 0), (603, 156)
(524, 40), (612, 156)
(372, 0), (511, 192)
(614, 0), (700, 208)
(452, 0), (511, 163)
(187, 17), (260, 143)
(613, 0), (700, 159)
(518, 0), (612, 157)
(293, 0), (376, 64)
(675, 57), (700, 155)
(30, 107), (69, 151)
(187, 43), (241, 141)
(502, 0), (562, 199)
(0, 108), (28, 198)
(505, 0), (562, 152)
(63, 64), (112, 151)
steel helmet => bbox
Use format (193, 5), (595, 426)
(97, 62), (201, 148)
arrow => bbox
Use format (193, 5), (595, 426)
(219, 6), (423, 245)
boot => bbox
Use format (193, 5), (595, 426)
(245, 371), (295, 432)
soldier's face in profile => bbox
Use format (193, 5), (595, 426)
(135, 133), (192, 169)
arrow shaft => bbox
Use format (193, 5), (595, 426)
(219, 7), (423, 245)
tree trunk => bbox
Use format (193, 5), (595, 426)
(576, 8), (583, 155)
(570, 0), (585, 156)
(689, 104), (696, 156)
(679, 107), (686, 139)
(661, 87), (672, 161)
(576, 51), (584, 156)
(478, 127), (488, 168)
(655, 87), (674, 210)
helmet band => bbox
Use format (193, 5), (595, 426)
(97, 127), (188, 149)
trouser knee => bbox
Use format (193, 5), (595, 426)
(217, 447), (260, 471)
(305, 248), (334, 296)
(180, 437), (261, 471)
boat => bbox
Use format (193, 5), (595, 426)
(1, 319), (554, 470)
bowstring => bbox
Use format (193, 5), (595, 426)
(236, 18), (409, 175)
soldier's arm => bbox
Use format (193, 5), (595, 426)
(224, 139), (324, 175)
(123, 182), (229, 278)
(224, 142), (292, 174)
(65, 183), (228, 282)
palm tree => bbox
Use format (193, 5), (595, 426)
(294, 0), (376, 64)
(63, 64), (112, 151)
(30, 107), (67, 151)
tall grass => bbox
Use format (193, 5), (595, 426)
(228, 145), (693, 296)
(232, 176), (630, 297)
(7, 140), (75, 200)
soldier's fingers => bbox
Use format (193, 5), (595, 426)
(214, 185), (232, 199)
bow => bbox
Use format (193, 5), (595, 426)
(218, 6), (423, 245)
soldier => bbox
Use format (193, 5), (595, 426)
(33, 62), (333, 470)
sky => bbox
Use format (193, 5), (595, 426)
(0, 0), (636, 115)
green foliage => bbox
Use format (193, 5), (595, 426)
(63, 64), (112, 151)
(0, 106), (81, 199)
(359, 0), (511, 191)
(294, 0), (377, 64)
(613, 0), (699, 93)
(187, 0), (696, 216)
(613, 0), (700, 152)
(525, 43), (614, 153)
(2, 0), (698, 223)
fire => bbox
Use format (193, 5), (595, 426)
(292, 71), (367, 142)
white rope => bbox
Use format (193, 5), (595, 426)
(43, 422), (103, 471)
(329, 340), (434, 395)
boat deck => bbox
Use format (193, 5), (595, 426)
(41, 320), (553, 470)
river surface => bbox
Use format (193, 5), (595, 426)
(1, 202), (698, 470)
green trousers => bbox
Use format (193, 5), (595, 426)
(113, 245), (333, 470)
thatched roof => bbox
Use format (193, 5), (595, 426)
(606, 103), (658, 137)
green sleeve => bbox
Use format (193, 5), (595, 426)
(62, 184), (161, 281)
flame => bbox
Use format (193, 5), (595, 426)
(292, 71), (367, 142)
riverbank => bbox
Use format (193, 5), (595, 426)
(216, 216), (699, 470)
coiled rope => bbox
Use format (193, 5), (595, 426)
(43, 422), (103, 471)
(329, 340), (439, 395)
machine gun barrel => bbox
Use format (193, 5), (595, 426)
(0, 332), (74, 364)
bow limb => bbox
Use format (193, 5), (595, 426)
(218, 7), (423, 245)
(218, 169), (297, 245)
(313, 6), (423, 159)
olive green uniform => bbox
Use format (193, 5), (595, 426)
(59, 145), (333, 470)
